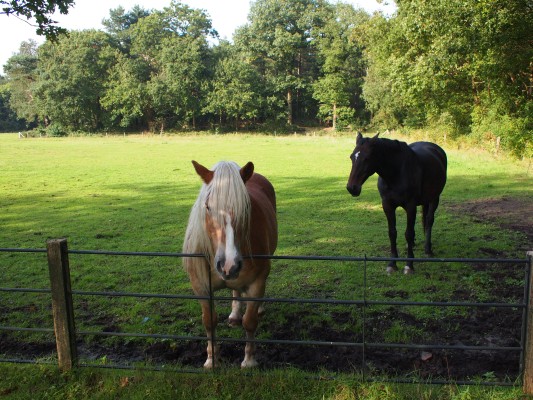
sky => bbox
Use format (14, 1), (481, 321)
(0, 0), (396, 74)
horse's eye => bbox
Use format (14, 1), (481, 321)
(205, 202), (211, 212)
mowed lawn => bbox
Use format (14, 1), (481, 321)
(0, 132), (532, 383)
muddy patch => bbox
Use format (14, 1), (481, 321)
(446, 196), (533, 245)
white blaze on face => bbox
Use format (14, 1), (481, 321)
(222, 211), (238, 275)
(354, 151), (360, 161)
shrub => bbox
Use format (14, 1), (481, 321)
(46, 124), (68, 137)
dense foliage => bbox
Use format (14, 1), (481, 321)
(0, 0), (74, 38)
(0, 0), (531, 156)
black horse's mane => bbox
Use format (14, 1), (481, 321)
(373, 137), (411, 155)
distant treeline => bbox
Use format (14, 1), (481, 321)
(0, 0), (531, 157)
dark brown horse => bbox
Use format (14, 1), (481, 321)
(346, 133), (447, 274)
(183, 160), (277, 368)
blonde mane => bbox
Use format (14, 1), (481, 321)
(183, 161), (251, 289)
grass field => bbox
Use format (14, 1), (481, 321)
(0, 132), (532, 398)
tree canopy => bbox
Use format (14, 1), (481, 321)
(1, 0), (74, 39)
(1, 0), (531, 157)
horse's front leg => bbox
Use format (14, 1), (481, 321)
(241, 300), (260, 368)
(240, 281), (267, 368)
(383, 202), (398, 274)
(404, 205), (417, 274)
(200, 299), (219, 368)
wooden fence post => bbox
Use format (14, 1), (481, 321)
(524, 251), (533, 394)
(47, 238), (78, 371)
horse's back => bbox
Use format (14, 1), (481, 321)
(410, 141), (447, 200)
(248, 173), (276, 211)
(247, 173), (277, 255)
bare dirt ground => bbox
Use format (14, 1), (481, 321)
(2, 196), (531, 381)
(446, 196), (533, 247)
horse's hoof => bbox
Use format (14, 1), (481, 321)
(386, 266), (397, 275)
(228, 317), (242, 327)
(403, 266), (414, 274)
(203, 359), (214, 369)
(241, 359), (258, 368)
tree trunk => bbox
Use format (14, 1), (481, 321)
(287, 89), (293, 125)
(333, 102), (337, 130)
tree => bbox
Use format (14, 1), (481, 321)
(0, 0), (74, 39)
(205, 43), (264, 129)
(35, 30), (117, 130)
(148, 35), (208, 130)
(124, 1), (216, 131)
(363, 0), (532, 157)
(102, 5), (151, 52)
(313, 3), (369, 130)
(3, 40), (39, 124)
(100, 51), (152, 130)
(0, 76), (27, 132)
(234, 0), (332, 125)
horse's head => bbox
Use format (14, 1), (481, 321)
(346, 132), (379, 197)
(192, 160), (253, 280)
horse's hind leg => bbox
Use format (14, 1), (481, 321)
(422, 203), (429, 235)
(404, 205), (417, 274)
(423, 198), (440, 256)
(228, 290), (243, 327)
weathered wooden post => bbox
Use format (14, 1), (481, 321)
(523, 251), (533, 394)
(47, 238), (78, 371)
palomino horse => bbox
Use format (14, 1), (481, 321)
(346, 133), (447, 274)
(183, 160), (277, 368)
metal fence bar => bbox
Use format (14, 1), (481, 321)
(0, 326), (54, 333)
(0, 287), (50, 294)
(69, 289), (526, 308)
(74, 329), (521, 352)
(0, 248), (46, 254)
(1, 246), (527, 264)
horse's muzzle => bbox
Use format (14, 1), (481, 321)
(346, 185), (361, 197)
(216, 258), (243, 280)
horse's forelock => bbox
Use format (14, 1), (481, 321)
(184, 162), (251, 259)
(207, 162), (251, 235)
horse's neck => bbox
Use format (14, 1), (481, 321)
(375, 141), (417, 183)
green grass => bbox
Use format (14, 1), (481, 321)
(0, 364), (524, 400)
(0, 132), (532, 397)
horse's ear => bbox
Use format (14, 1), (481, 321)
(372, 132), (380, 139)
(192, 160), (213, 184)
(356, 131), (363, 145)
(240, 161), (254, 183)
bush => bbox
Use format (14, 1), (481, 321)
(471, 105), (532, 159)
(46, 124), (68, 137)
